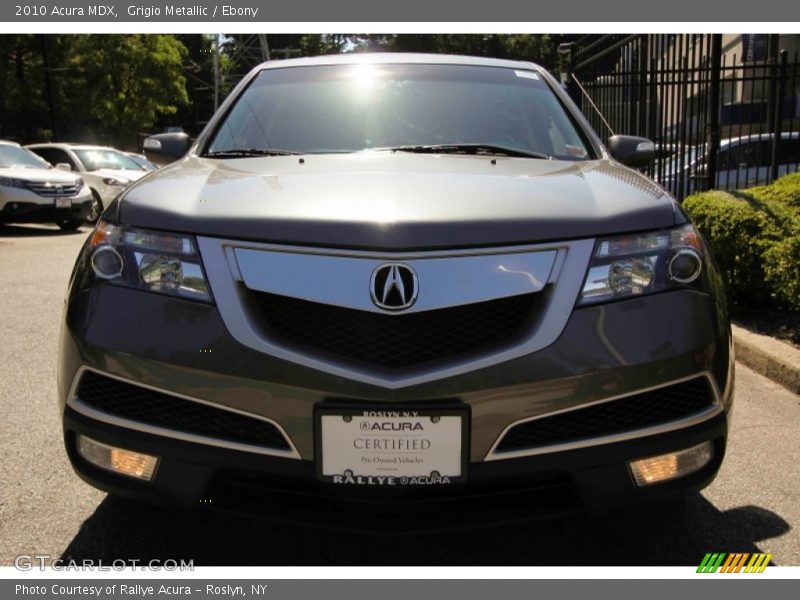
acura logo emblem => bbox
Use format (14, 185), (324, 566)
(370, 263), (418, 310)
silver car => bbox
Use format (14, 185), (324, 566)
(58, 54), (733, 529)
(0, 140), (92, 230)
(27, 143), (147, 222)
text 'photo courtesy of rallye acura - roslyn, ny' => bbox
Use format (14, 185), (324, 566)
(57, 53), (734, 530)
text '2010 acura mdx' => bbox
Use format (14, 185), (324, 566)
(58, 54), (733, 529)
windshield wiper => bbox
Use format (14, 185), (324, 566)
(379, 144), (551, 160)
(203, 148), (299, 158)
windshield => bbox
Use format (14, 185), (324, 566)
(74, 148), (141, 172)
(127, 154), (156, 171)
(207, 64), (592, 160)
(0, 144), (51, 169)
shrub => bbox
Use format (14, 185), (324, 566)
(683, 173), (800, 311)
(748, 171), (800, 207)
(763, 235), (800, 310)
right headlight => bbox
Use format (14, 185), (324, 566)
(86, 219), (212, 303)
(0, 176), (26, 188)
(578, 223), (706, 306)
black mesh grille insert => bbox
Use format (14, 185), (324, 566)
(76, 371), (291, 451)
(495, 376), (716, 453)
(251, 292), (540, 369)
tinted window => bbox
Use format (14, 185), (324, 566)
(777, 138), (800, 165)
(0, 145), (52, 169)
(31, 147), (75, 168)
(752, 141), (773, 167)
(208, 64), (591, 160)
(73, 149), (141, 171)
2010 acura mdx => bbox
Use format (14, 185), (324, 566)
(58, 54), (733, 528)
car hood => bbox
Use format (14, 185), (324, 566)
(92, 168), (146, 183)
(118, 154), (677, 250)
(0, 166), (82, 184)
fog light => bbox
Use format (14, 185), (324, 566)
(628, 441), (713, 486)
(77, 435), (158, 481)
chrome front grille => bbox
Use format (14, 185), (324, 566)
(24, 181), (81, 197)
(197, 236), (596, 388)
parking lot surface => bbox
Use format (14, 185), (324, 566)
(1, 223), (798, 566)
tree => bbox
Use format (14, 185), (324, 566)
(69, 35), (189, 145)
(0, 35), (56, 142)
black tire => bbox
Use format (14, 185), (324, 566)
(86, 189), (104, 224)
(57, 216), (84, 231)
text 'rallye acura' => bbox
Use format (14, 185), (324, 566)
(58, 54), (733, 529)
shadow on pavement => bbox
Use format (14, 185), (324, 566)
(0, 224), (88, 237)
(60, 493), (790, 566)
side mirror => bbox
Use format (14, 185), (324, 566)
(607, 135), (655, 168)
(55, 163), (72, 171)
(143, 132), (192, 166)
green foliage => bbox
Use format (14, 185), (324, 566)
(0, 33), (565, 146)
(0, 34), (188, 147)
(70, 35), (188, 141)
(747, 171), (800, 206)
(684, 173), (800, 310)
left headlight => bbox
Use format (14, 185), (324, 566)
(87, 220), (212, 303)
(578, 223), (706, 306)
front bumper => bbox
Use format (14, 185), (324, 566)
(0, 188), (92, 223)
(58, 277), (734, 526)
(64, 404), (728, 531)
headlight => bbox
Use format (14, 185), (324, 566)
(88, 220), (212, 302)
(0, 176), (26, 188)
(75, 177), (84, 187)
(578, 224), (705, 305)
(102, 177), (131, 187)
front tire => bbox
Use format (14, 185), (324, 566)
(87, 189), (104, 224)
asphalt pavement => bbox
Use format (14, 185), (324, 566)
(1, 223), (798, 566)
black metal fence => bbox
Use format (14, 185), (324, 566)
(563, 34), (800, 200)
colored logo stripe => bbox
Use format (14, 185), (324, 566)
(697, 553), (726, 573)
(697, 553), (772, 573)
(745, 553), (773, 573)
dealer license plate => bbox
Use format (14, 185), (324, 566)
(315, 406), (468, 485)
(54, 197), (72, 208)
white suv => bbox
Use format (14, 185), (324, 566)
(0, 140), (92, 230)
(26, 143), (147, 222)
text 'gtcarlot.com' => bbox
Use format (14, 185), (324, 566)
(13, 555), (194, 571)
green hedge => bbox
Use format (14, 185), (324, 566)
(683, 172), (800, 311)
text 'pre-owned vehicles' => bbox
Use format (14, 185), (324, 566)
(0, 140), (92, 230)
(27, 143), (147, 223)
(58, 54), (733, 530)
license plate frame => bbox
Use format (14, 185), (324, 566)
(314, 403), (470, 485)
(54, 197), (72, 209)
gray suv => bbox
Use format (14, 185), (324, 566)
(58, 54), (733, 528)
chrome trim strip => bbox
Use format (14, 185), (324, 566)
(484, 372), (723, 462)
(233, 246), (557, 314)
(198, 237), (596, 389)
(66, 366), (301, 460)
